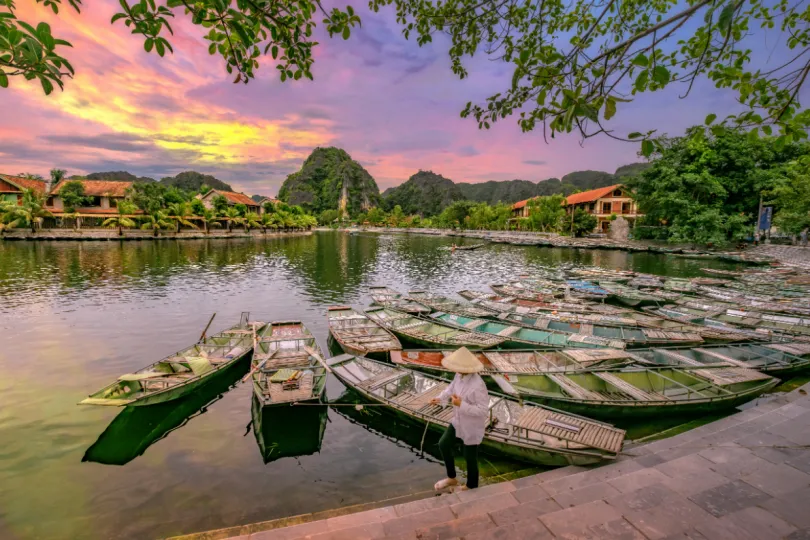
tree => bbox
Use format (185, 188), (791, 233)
(50, 168), (67, 184)
(140, 210), (172, 237)
(14, 189), (52, 233)
(212, 195), (229, 214)
(190, 198), (206, 215)
(768, 157), (810, 243)
(263, 201), (277, 215)
(318, 209), (338, 225)
(222, 207), (244, 232)
(58, 180), (90, 213)
(166, 202), (197, 232)
(437, 201), (476, 229)
(629, 126), (808, 245)
(259, 213), (277, 233)
(0, 200), (20, 235)
(365, 207), (387, 226)
(234, 203), (248, 216)
(102, 201), (137, 236)
(244, 211), (261, 231)
(198, 208), (221, 235)
(527, 195), (567, 232)
(571, 209), (598, 237)
(128, 182), (167, 214)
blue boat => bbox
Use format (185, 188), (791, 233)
(566, 280), (611, 299)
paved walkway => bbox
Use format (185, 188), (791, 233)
(187, 382), (810, 540)
(749, 245), (810, 269)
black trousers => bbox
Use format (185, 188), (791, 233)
(438, 424), (479, 489)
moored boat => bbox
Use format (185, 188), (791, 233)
(365, 307), (505, 349)
(251, 321), (328, 406)
(565, 280), (611, 300)
(327, 353), (626, 466)
(598, 281), (667, 307)
(369, 286), (431, 314)
(251, 395), (327, 464)
(490, 283), (558, 302)
(408, 291), (499, 318)
(327, 306), (402, 358)
(80, 316), (255, 406)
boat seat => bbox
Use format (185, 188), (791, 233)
(591, 372), (661, 402)
(358, 371), (407, 391)
(545, 373), (603, 401)
(693, 348), (751, 368)
(511, 407), (624, 454)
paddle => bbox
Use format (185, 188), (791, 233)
(242, 350), (277, 383)
(304, 346), (333, 374)
(199, 313), (217, 343)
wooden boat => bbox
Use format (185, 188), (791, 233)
(646, 305), (810, 337)
(408, 291), (499, 318)
(251, 395), (327, 464)
(567, 267), (634, 283)
(701, 268), (743, 278)
(459, 289), (626, 315)
(369, 286), (431, 314)
(664, 278), (694, 293)
(490, 283), (559, 301)
(634, 306), (765, 342)
(80, 317), (255, 406)
(389, 350), (778, 420)
(598, 281), (666, 307)
(516, 277), (566, 296)
(365, 307), (505, 349)
(631, 342), (810, 378)
(251, 321), (328, 406)
(430, 312), (626, 349)
(695, 285), (810, 315)
(565, 280), (611, 300)
(628, 275), (665, 289)
(327, 306), (402, 358)
(443, 243), (486, 251)
(327, 354), (626, 466)
(503, 312), (704, 347)
(691, 277), (733, 287)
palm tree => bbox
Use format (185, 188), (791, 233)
(259, 213), (276, 234)
(140, 210), (172, 237)
(222, 207), (244, 232)
(15, 189), (52, 233)
(199, 209), (222, 235)
(244, 211), (261, 232)
(167, 202), (198, 233)
(0, 200), (20, 236)
(102, 201), (137, 236)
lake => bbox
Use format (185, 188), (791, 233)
(0, 231), (747, 540)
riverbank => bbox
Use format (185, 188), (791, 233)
(330, 227), (804, 266)
(172, 381), (810, 540)
(0, 229), (313, 241)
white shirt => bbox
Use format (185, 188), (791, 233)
(438, 373), (490, 445)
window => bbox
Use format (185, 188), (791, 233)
(89, 196), (102, 206)
(613, 189), (623, 197)
(46, 196), (54, 206)
(589, 203), (596, 212)
(622, 202), (631, 214)
(110, 198), (118, 208)
(601, 202), (611, 214)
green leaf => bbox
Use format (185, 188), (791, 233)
(144, 38), (154, 52)
(718, 3), (735, 33)
(631, 53), (648, 67)
(271, 45), (278, 59)
(0, 70), (7, 89)
(641, 139), (654, 157)
(39, 76), (54, 95)
(634, 70), (648, 91)
(208, 42), (216, 55)
(155, 39), (165, 56)
(628, 132), (643, 139)
(705, 113), (717, 125)
(652, 65), (670, 85)
(111, 13), (127, 24)
(230, 21), (251, 46)
(519, 49), (529, 64)
(342, 26), (350, 40)
(604, 96), (616, 120)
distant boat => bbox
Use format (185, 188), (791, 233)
(327, 306), (401, 359)
(80, 317), (254, 406)
(326, 353), (626, 466)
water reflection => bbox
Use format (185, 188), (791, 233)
(251, 397), (328, 464)
(82, 360), (248, 466)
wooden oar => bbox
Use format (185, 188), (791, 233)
(304, 346), (333, 374)
(242, 349), (278, 383)
(199, 313), (217, 343)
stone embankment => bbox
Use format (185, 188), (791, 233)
(0, 229), (313, 241)
(175, 382), (810, 540)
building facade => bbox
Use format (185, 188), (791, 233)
(0, 174), (47, 205)
(197, 189), (261, 213)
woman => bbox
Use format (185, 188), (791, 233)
(430, 347), (489, 491)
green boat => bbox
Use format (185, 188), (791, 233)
(389, 349), (778, 421)
(408, 291), (499, 318)
(598, 281), (667, 307)
(431, 312), (626, 349)
(631, 342), (810, 379)
(82, 361), (244, 465)
(369, 286), (431, 314)
(503, 312), (704, 348)
(326, 353), (626, 467)
(490, 283), (559, 301)
(648, 305), (810, 337)
(327, 306), (402, 359)
(458, 289), (622, 315)
(365, 307), (505, 349)
(663, 278), (695, 293)
(80, 316), (255, 406)
(251, 321), (328, 406)
(251, 395), (327, 464)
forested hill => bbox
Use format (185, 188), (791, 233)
(278, 147), (380, 215)
(74, 171), (157, 183)
(160, 171), (234, 192)
(382, 171), (465, 216)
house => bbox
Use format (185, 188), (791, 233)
(254, 196), (280, 213)
(197, 189), (261, 213)
(0, 174), (47, 205)
(48, 180), (133, 216)
(511, 184), (641, 233)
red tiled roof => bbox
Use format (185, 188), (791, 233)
(204, 189), (259, 207)
(566, 184), (624, 205)
(257, 196), (280, 205)
(0, 174), (47, 194)
(51, 180), (132, 197)
(50, 207), (144, 216)
(512, 197), (537, 210)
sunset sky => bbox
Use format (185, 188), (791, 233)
(0, 1), (761, 196)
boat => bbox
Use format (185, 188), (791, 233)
(251, 321), (328, 406)
(407, 291), (499, 318)
(459, 289), (626, 315)
(598, 281), (667, 307)
(628, 275), (665, 289)
(490, 283), (558, 302)
(326, 353), (626, 466)
(503, 312), (704, 348)
(644, 305), (810, 337)
(389, 350), (777, 420)
(663, 278), (694, 293)
(251, 395), (327, 464)
(430, 312), (626, 349)
(701, 268), (743, 278)
(327, 306), (402, 359)
(691, 277), (733, 287)
(566, 267), (635, 283)
(694, 285), (810, 315)
(369, 286), (431, 314)
(631, 342), (810, 378)
(565, 280), (611, 300)
(365, 307), (505, 349)
(80, 316), (255, 406)
(82, 362), (243, 465)
(442, 243), (486, 251)
(516, 277), (566, 296)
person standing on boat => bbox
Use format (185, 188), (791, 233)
(430, 347), (488, 491)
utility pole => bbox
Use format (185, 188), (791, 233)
(754, 193), (763, 244)
(570, 204), (575, 236)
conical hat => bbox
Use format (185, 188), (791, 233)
(441, 347), (484, 374)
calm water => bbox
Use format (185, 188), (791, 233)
(0, 232), (747, 540)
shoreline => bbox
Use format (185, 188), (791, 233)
(0, 230), (313, 242)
